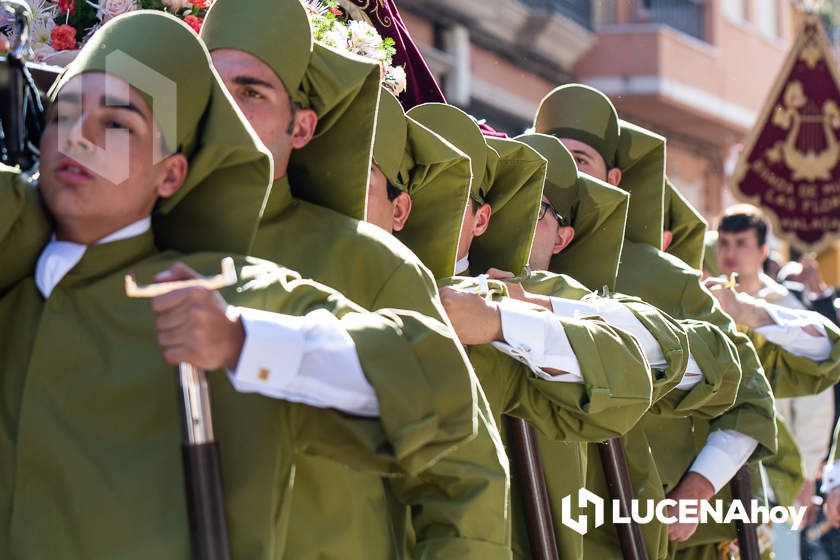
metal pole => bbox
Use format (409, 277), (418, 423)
(178, 364), (231, 560)
(506, 416), (560, 560)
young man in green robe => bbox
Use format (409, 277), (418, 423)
(199, 1), (499, 557)
(0, 12), (480, 559)
(488, 133), (743, 560)
(532, 83), (778, 560)
(401, 101), (691, 559)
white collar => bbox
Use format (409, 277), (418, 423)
(35, 217), (152, 298)
(454, 254), (470, 275)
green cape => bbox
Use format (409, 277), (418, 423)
(515, 133), (629, 292)
(664, 177), (707, 270)
(615, 120), (666, 249)
(202, 0), (381, 221)
(49, 10), (272, 256)
(373, 88), (472, 278)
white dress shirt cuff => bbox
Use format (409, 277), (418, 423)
(491, 298), (584, 383)
(689, 429), (759, 493)
(549, 295), (669, 370)
(229, 306), (379, 417)
(821, 462), (840, 494)
(755, 302), (831, 361)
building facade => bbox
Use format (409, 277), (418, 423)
(399, 0), (840, 281)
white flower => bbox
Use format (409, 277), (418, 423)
(320, 24), (348, 50)
(387, 65), (407, 95)
(347, 20), (384, 61)
(88, 0), (138, 23)
(29, 15), (54, 55)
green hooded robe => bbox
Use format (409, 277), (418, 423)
(410, 104), (658, 560)
(534, 84), (776, 560)
(200, 3), (495, 558)
(0, 12), (476, 559)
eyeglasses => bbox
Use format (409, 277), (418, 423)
(538, 201), (566, 226)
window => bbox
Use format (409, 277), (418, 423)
(755, 0), (779, 37)
(722, 0), (747, 22)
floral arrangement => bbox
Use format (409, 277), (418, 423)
(0, 0), (407, 97)
(1, 0), (212, 61)
(304, 0), (406, 95)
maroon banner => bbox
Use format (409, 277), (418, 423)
(341, 0), (508, 137)
(732, 16), (840, 251)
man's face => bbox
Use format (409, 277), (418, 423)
(40, 72), (175, 240)
(366, 164), (394, 232)
(211, 49), (296, 178)
(716, 229), (767, 278)
(529, 195), (561, 270)
(559, 138), (608, 181)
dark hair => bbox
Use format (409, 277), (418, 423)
(285, 96), (301, 135)
(386, 181), (402, 201)
(469, 198), (481, 213)
(718, 206), (768, 246)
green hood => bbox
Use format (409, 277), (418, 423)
(50, 11), (272, 255)
(533, 83), (620, 169)
(373, 88), (472, 278)
(615, 120), (666, 249)
(202, 0), (381, 221)
(703, 230), (722, 277)
(406, 102), (495, 205)
(516, 133), (629, 291)
(533, 83), (666, 250)
(664, 177), (707, 270)
(480, 137), (546, 275)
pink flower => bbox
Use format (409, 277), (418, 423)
(161, 0), (192, 10)
(183, 14), (203, 33)
(94, 0), (138, 24)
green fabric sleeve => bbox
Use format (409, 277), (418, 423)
(472, 316), (653, 442)
(743, 317), (840, 398)
(387, 388), (512, 560)
(611, 295), (690, 405)
(0, 170), (50, 294)
(678, 279), (778, 461)
(761, 417), (805, 508)
(654, 319), (742, 419)
(227, 266), (478, 477)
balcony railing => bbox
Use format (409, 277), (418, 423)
(642, 0), (706, 41)
(518, 0), (592, 30)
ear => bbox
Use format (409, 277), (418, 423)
(553, 226), (575, 255)
(606, 167), (622, 187)
(155, 153), (189, 199)
(761, 243), (770, 260)
(472, 202), (492, 237)
(392, 192), (413, 232)
(290, 108), (318, 149)
(662, 230), (674, 252)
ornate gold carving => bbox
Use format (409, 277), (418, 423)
(766, 81), (840, 181)
(340, 0), (392, 28)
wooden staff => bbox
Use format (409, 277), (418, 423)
(506, 416), (560, 560)
(126, 258), (235, 560)
(598, 438), (650, 560)
(729, 466), (760, 560)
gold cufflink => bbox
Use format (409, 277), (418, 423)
(258, 368), (269, 381)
